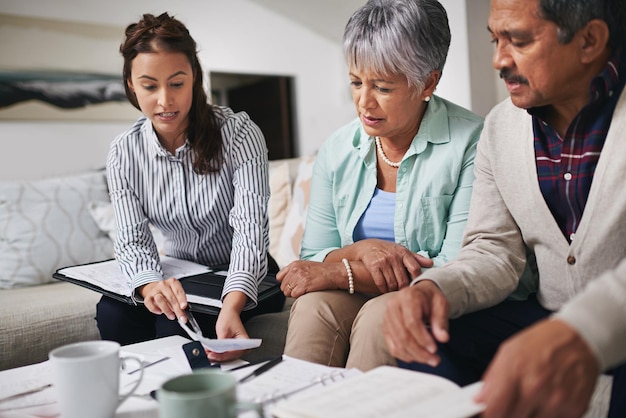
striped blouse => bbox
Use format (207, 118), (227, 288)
(106, 106), (270, 309)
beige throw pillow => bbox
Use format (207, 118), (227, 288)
(268, 160), (292, 263)
(274, 155), (315, 268)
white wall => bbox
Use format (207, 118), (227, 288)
(437, 0), (472, 110)
(0, 0), (485, 180)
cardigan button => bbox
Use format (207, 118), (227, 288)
(567, 256), (576, 265)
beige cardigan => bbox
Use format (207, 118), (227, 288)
(422, 90), (626, 371)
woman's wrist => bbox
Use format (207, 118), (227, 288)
(221, 291), (248, 314)
(341, 258), (355, 294)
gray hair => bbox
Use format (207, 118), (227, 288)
(342, 0), (451, 93)
(538, 0), (625, 50)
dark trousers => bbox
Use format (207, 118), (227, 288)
(96, 256), (285, 345)
(398, 295), (625, 418)
(96, 290), (285, 344)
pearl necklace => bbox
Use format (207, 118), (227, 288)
(375, 137), (401, 168)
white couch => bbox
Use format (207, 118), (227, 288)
(0, 156), (313, 370)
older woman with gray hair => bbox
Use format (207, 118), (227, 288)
(276, 0), (483, 370)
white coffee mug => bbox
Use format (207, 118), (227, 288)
(49, 340), (144, 418)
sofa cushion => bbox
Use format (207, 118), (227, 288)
(274, 155), (315, 268)
(0, 281), (101, 370)
(268, 160), (292, 264)
(0, 171), (113, 289)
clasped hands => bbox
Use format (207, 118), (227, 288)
(276, 239), (433, 297)
(139, 278), (249, 362)
(383, 281), (600, 418)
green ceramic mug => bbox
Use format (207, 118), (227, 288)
(158, 369), (263, 418)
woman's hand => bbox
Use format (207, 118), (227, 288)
(207, 292), (249, 363)
(277, 260), (344, 297)
(353, 239), (433, 293)
(139, 278), (187, 321)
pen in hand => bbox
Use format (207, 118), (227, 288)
(238, 356), (284, 383)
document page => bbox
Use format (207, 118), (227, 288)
(57, 258), (133, 296)
(0, 361), (55, 413)
(235, 356), (362, 406)
(271, 366), (484, 418)
(56, 256), (212, 297)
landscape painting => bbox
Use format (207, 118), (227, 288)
(0, 70), (126, 109)
(0, 13), (139, 121)
(0, 70), (137, 121)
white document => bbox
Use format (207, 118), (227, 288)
(57, 256), (225, 308)
(56, 255), (212, 298)
(271, 366), (485, 418)
(178, 320), (262, 353)
(0, 361), (55, 413)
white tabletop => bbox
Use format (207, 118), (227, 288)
(0, 337), (353, 418)
(0, 335), (201, 418)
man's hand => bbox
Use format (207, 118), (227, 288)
(354, 239), (434, 293)
(383, 280), (450, 367)
(139, 278), (187, 321)
(476, 319), (600, 418)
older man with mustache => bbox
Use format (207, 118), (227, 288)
(383, 0), (626, 417)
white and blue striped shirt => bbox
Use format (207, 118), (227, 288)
(106, 106), (270, 309)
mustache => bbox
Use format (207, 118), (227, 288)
(499, 69), (529, 85)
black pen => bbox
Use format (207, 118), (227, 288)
(237, 356), (283, 383)
(227, 355), (282, 372)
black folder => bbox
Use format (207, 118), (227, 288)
(53, 258), (281, 315)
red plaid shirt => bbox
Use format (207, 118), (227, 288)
(531, 48), (625, 242)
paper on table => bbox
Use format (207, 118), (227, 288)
(236, 356), (362, 406)
(178, 320), (262, 353)
(119, 337), (194, 397)
(119, 351), (170, 375)
(0, 361), (56, 413)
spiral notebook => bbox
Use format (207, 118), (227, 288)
(234, 356), (362, 410)
(269, 366), (485, 418)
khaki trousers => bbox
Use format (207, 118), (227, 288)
(283, 290), (397, 371)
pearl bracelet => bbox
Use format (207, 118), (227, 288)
(341, 258), (354, 294)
